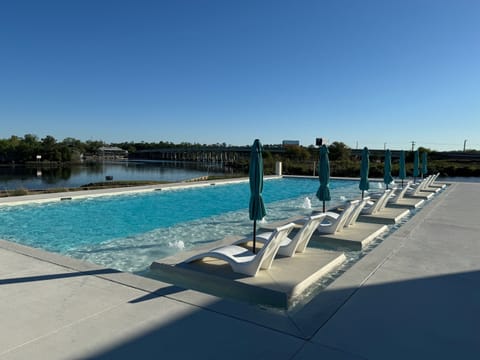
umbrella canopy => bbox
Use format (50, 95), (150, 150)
(399, 150), (406, 187)
(249, 139), (266, 253)
(413, 149), (419, 182)
(421, 152), (428, 177)
(316, 144), (331, 212)
(359, 147), (370, 199)
(383, 149), (393, 189)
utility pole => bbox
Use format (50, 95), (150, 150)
(464, 139), (467, 152)
(411, 141), (415, 152)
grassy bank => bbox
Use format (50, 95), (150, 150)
(276, 159), (480, 178)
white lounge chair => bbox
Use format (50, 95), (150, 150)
(315, 199), (360, 235)
(345, 197), (369, 227)
(236, 213), (327, 257)
(361, 189), (391, 215)
(406, 176), (439, 196)
(409, 175), (432, 188)
(428, 173), (447, 189)
(387, 181), (413, 204)
(183, 223), (295, 276)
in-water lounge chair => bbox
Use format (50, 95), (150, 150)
(315, 199), (360, 235)
(183, 223), (295, 276)
(385, 181), (425, 209)
(311, 197), (388, 250)
(344, 197), (369, 227)
(236, 213), (327, 257)
(361, 189), (391, 215)
(428, 173), (447, 189)
(405, 179), (436, 199)
(387, 182), (412, 204)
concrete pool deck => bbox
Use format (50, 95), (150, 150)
(0, 176), (279, 206)
(1, 181), (480, 359)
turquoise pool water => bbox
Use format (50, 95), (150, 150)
(0, 177), (366, 272)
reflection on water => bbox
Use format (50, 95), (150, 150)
(0, 161), (229, 190)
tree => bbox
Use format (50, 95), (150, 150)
(284, 145), (311, 161)
(328, 141), (351, 161)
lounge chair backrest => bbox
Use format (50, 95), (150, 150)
(334, 200), (359, 233)
(377, 189), (392, 212)
(419, 175), (432, 190)
(391, 182), (412, 203)
(346, 197), (368, 227)
(410, 176), (432, 195)
(295, 213), (327, 253)
(369, 190), (391, 214)
(258, 223), (295, 270)
(429, 173), (439, 185)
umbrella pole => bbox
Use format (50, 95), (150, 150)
(323, 201), (325, 213)
(253, 220), (256, 254)
(362, 190), (364, 199)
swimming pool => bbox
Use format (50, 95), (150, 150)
(0, 177), (366, 273)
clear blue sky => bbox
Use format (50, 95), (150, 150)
(1, 0), (479, 151)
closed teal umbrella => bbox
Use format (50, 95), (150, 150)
(399, 150), (406, 187)
(249, 139), (266, 253)
(384, 149), (393, 189)
(413, 149), (419, 182)
(421, 152), (428, 178)
(316, 145), (331, 212)
(359, 147), (370, 199)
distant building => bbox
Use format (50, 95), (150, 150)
(282, 140), (300, 146)
(97, 146), (128, 160)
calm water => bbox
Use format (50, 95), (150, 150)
(0, 161), (227, 190)
(0, 178), (362, 273)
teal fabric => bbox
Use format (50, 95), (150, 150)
(249, 139), (266, 221)
(383, 149), (394, 187)
(422, 152), (428, 176)
(316, 145), (331, 202)
(399, 150), (406, 180)
(413, 150), (419, 178)
(359, 147), (370, 197)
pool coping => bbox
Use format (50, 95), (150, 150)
(0, 174), (383, 207)
(0, 176), (281, 206)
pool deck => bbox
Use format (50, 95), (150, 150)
(0, 176), (277, 206)
(1, 181), (480, 359)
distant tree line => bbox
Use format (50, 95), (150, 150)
(0, 133), (354, 165)
(2, 134), (480, 177)
(0, 134), (104, 164)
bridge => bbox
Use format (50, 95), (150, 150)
(129, 146), (286, 163)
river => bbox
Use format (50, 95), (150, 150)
(0, 161), (232, 190)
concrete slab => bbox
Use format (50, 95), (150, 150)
(405, 191), (434, 200)
(150, 241), (346, 308)
(306, 183), (480, 359)
(388, 197), (425, 209)
(358, 207), (410, 224)
(310, 270), (480, 359)
(310, 222), (388, 250)
(294, 342), (365, 359)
